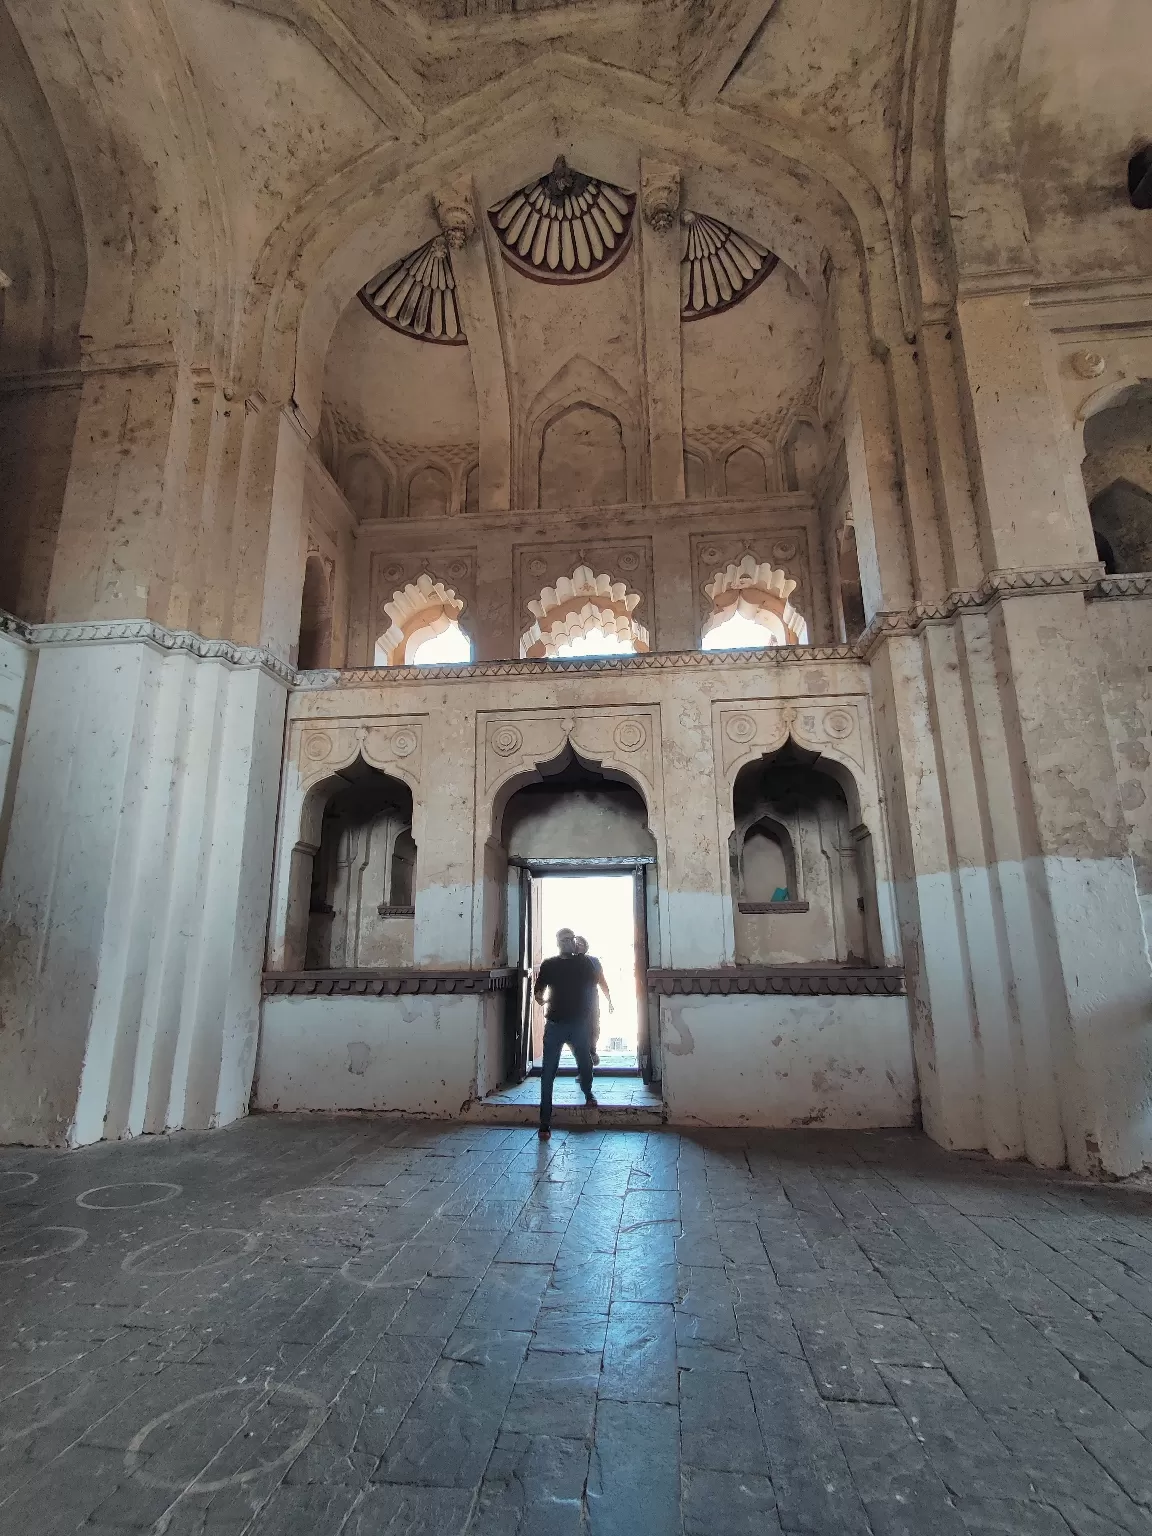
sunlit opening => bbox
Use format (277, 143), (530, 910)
(555, 629), (635, 659)
(408, 621), (472, 665)
(702, 611), (783, 651)
(536, 874), (638, 1066)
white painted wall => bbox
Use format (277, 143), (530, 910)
(660, 994), (917, 1128)
(253, 995), (482, 1114)
(0, 626), (32, 862)
(0, 633), (288, 1145)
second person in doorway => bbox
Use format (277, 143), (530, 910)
(534, 928), (613, 1138)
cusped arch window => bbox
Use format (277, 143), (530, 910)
(375, 575), (472, 667)
(520, 565), (649, 659)
(702, 556), (807, 650)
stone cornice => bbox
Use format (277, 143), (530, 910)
(857, 564), (1132, 658)
(263, 968), (516, 996)
(1090, 573), (1152, 601)
(0, 611), (32, 643)
(297, 644), (861, 688)
(647, 966), (906, 997)
(23, 617), (296, 683)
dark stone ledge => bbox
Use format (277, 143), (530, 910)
(646, 966), (905, 997)
(738, 900), (810, 914)
(263, 967), (516, 997)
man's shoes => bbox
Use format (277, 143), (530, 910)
(538, 1127), (551, 1139)
(585, 1094), (598, 1108)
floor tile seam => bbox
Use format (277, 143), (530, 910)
(970, 1214), (1134, 1309)
(927, 1254), (1148, 1402)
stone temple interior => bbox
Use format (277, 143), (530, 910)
(0, 0), (1151, 1529)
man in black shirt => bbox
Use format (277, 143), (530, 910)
(533, 927), (613, 1138)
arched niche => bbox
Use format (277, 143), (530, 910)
(539, 403), (626, 509)
(837, 521), (867, 642)
(342, 450), (391, 521)
(684, 450), (708, 499)
(729, 742), (880, 967)
(781, 416), (825, 492)
(297, 554), (332, 669)
(738, 818), (799, 906)
(287, 761), (417, 971)
(1082, 383), (1152, 574)
(408, 463), (452, 520)
(724, 445), (768, 498)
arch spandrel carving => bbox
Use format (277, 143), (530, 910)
(715, 701), (866, 784)
(294, 720), (425, 793)
(480, 709), (659, 811)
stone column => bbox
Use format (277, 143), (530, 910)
(0, 631), (288, 1145)
(638, 161), (685, 503)
(437, 178), (513, 515)
(45, 354), (180, 623)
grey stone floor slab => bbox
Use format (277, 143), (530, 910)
(1, 1118), (1151, 1534)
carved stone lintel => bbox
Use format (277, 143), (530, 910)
(646, 966), (905, 997)
(641, 162), (681, 234)
(434, 178), (476, 251)
(262, 968), (516, 996)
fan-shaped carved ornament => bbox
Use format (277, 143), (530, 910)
(681, 213), (778, 320)
(489, 158), (636, 283)
(520, 565), (649, 658)
(359, 237), (466, 345)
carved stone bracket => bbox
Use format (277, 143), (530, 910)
(641, 162), (681, 233)
(647, 967), (905, 997)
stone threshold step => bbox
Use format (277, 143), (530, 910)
(463, 1102), (666, 1128)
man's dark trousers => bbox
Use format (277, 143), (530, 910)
(539, 1017), (595, 1129)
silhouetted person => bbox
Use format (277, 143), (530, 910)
(575, 935), (604, 1064)
(533, 927), (613, 1138)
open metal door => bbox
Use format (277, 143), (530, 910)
(633, 865), (653, 1083)
(509, 866), (535, 1083)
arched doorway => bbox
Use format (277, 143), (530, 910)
(497, 748), (657, 1085)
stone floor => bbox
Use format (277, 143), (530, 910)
(1, 1119), (1151, 1536)
(484, 1075), (663, 1110)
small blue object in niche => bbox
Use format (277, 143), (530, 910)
(771, 888), (789, 903)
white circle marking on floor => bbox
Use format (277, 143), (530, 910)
(124, 1382), (327, 1491)
(76, 1181), (182, 1210)
(0, 1226), (88, 1265)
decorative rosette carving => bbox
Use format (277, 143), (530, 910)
(680, 212), (778, 320)
(359, 237), (466, 345)
(489, 157), (636, 282)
